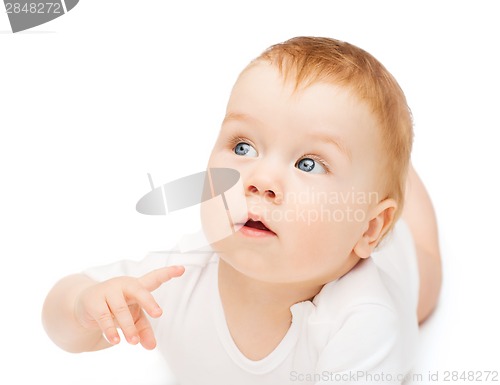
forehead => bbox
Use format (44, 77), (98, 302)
(227, 63), (380, 145)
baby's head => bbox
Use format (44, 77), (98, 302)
(204, 37), (413, 286)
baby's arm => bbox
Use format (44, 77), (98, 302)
(402, 164), (442, 323)
(42, 266), (184, 353)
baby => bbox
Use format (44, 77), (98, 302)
(42, 37), (442, 384)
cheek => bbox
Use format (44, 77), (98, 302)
(282, 202), (367, 259)
(200, 200), (231, 245)
(200, 165), (248, 246)
(285, 220), (343, 260)
(207, 146), (237, 168)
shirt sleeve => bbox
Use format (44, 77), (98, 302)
(314, 304), (408, 385)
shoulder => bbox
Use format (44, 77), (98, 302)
(297, 259), (399, 358)
(306, 260), (417, 375)
(312, 258), (396, 321)
(301, 229), (420, 374)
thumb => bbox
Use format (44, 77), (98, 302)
(138, 265), (185, 292)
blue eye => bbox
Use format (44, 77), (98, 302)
(296, 157), (327, 174)
(234, 142), (257, 157)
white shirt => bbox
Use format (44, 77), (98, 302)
(84, 220), (419, 385)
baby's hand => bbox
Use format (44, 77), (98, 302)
(74, 266), (185, 350)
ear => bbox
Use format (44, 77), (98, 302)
(353, 198), (397, 259)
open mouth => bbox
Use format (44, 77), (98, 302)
(244, 219), (271, 231)
(239, 218), (277, 237)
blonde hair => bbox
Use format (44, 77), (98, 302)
(253, 36), (413, 226)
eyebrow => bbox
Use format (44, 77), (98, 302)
(223, 112), (351, 162)
(222, 112), (260, 125)
(310, 131), (352, 162)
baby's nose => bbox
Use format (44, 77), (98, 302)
(248, 184), (276, 199)
(246, 184), (285, 205)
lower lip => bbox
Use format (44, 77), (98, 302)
(238, 225), (276, 238)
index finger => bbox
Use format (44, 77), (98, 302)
(138, 265), (185, 292)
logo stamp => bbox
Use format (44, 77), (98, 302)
(3, 0), (79, 33)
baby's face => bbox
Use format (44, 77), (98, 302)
(205, 62), (385, 286)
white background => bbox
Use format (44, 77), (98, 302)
(1, 1), (499, 384)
